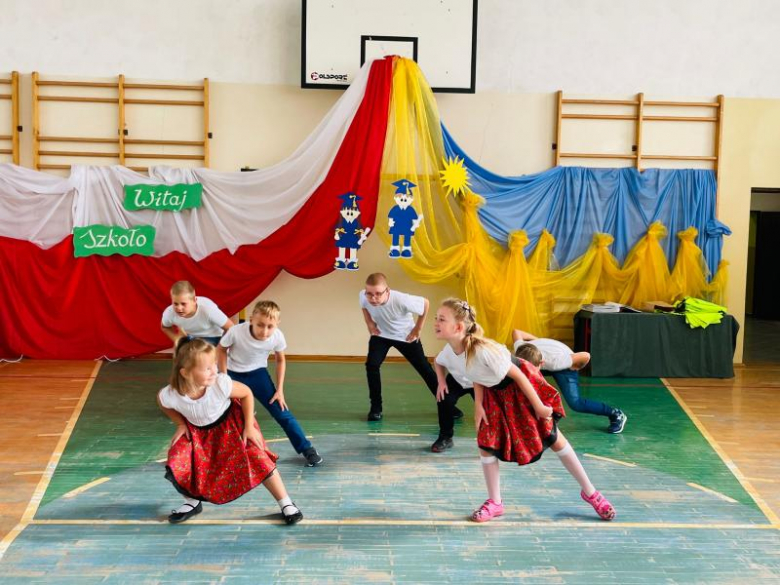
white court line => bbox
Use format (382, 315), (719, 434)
(688, 482), (739, 504)
(266, 435), (313, 444)
(27, 518), (780, 530)
(62, 478), (111, 499)
(662, 378), (780, 525)
(0, 361), (102, 560)
(583, 453), (637, 468)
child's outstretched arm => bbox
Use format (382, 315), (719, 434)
(229, 380), (263, 448)
(362, 308), (380, 336)
(269, 351), (288, 411)
(570, 351), (591, 370)
(507, 363), (553, 420)
(473, 383), (488, 428)
(216, 344), (229, 374)
(161, 323), (184, 344)
(221, 317), (235, 332)
(434, 362), (449, 402)
(407, 297), (429, 342)
(511, 329), (537, 343)
(157, 394), (191, 446)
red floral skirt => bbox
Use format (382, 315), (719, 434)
(165, 400), (278, 504)
(477, 360), (566, 465)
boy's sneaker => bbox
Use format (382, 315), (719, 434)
(303, 447), (323, 467)
(471, 498), (504, 523)
(431, 436), (453, 453)
(367, 410), (383, 421)
(607, 409), (627, 434)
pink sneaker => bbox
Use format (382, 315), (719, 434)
(471, 498), (504, 523)
(581, 490), (615, 521)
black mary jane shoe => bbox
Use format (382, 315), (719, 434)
(282, 504), (304, 525)
(168, 501), (202, 524)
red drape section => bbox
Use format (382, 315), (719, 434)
(0, 57), (394, 359)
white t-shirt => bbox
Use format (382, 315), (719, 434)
(359, 289), (426, 342)
(158, 372), (233, 426)
(512, 338), (573, 371)
(161, 296), (228, 338)
(219, 323), (286, 372)
(435, 344), (474, 389)
(438, 341), (512, 388)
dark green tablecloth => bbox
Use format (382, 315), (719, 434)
(573, 310), (739, 378)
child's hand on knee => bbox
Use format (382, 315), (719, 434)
(474, 403), (489, 428)
(243, 425), (263, 449)
(170, 424), (191, 447)
(436, 381), (449, 402)
(269, 391), (288, 411)
(534, 404), (553, 420)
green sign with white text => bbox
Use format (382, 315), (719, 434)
(123, 183), (203, 212)
(73, 225), (156, 257)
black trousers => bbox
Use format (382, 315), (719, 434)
(438, 374), (474, 440)
(366, 335), (462, 438)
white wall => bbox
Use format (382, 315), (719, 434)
(2, 0), (775, 361)
(2, 1), (780, 97)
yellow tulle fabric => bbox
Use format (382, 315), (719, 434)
(376, 58), (728, 344)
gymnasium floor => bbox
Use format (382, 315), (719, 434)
(1, 359), (779, 584)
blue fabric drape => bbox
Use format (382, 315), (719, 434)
(442, 125), (730, 275)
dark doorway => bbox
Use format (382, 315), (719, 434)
(751, 211), (780, 319)
(744, 190), (780, 364)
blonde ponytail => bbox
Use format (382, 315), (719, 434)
(441, 298), (490, 364)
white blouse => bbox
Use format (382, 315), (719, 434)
(158, 372), (233, 426)
(438, 341), (513, 388)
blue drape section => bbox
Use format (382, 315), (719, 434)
(442, 125), (731, 275)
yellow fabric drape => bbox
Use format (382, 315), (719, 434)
(376, 58), (728, 343)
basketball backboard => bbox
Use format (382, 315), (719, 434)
(302, 0), (478, 93)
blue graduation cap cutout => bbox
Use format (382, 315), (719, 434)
(338, 192), (362, 209)
(392, 179), (416, 195)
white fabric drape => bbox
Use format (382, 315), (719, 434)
(0, 62), (373, 260)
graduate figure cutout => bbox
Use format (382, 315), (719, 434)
(388, 179), (423, 258)
(334, 192), (370, 270)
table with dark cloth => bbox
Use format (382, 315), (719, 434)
(573, 310), (739, 378)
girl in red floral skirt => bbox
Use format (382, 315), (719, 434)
(158, 337), (303, 524)
(434, 298), (615, 522)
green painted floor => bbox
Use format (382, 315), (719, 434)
(2, 361), (779, 584)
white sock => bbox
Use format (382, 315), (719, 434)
(480, 455), (501, 504)
(277, 496), (299, 516)
(174, 496), (200, 513)
(555, 443), (595, 496)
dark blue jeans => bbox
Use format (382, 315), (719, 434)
(548, 369), (613, 418)
(228, 367), (312, 453)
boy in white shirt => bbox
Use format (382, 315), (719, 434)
(512, 329), (627, 434)
(217, 300), (322, 467)
(161, 281), (234, 348)
(360, 273), (462, 452)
